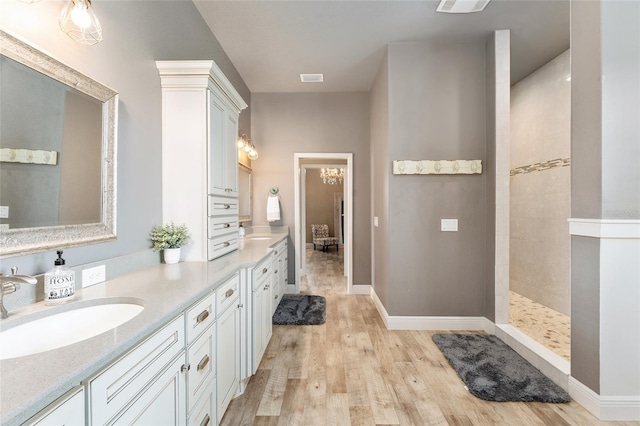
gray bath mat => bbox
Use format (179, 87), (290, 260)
(432, 333), (570, 403)
(272, 294), (326, 325)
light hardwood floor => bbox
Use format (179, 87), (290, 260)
(221, 248), (636, 426)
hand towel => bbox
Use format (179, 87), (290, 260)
(267, 194), (281, 222)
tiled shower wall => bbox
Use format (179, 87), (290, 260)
(510, 49), (571, 315)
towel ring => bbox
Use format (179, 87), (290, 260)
(269, 186), (279, 195)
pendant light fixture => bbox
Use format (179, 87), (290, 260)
(59, 0), (103, 45)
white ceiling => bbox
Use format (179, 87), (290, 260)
(194, 0), (569, 93)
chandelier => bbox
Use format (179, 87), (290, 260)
(320, 168), (344, 185)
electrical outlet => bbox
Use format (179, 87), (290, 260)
(0, 206), (8, 219)
(82, 265), (106, 287)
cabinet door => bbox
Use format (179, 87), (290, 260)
(109, 354), (186, 425)
(216, 304), (240, 421)
(261, 281), (273, 355)
(208, 91), (227, 196)
(27, 387), (84, 426)
(224, 112), (239, 197)
(251, 285), (264, 374)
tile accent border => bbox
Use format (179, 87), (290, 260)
(392, 159), (482, 175)
(510, 157), (570, 176)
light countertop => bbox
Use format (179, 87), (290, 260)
(0, 231), (288, 426)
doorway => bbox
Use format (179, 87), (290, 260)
(294, 153), (353, 293)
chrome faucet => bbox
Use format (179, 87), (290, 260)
(1, 267), (37, 319)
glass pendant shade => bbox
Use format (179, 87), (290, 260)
(59, 0), (103, 45)
(248, 149), (259, 160)
(320, 168), (344, 185)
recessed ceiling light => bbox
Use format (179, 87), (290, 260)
(300, 74), (324, 83)
(436, 0), (490, 13)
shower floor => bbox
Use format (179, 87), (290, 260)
(509, 291), (571, 361)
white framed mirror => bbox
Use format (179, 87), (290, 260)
(238, 163), (252, 222)
(0, 29), (118, 258)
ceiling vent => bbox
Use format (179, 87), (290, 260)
(436, 0), (490, 13)
(300, 74), (324, 83)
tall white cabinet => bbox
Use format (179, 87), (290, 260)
(156, 60), (247, 261)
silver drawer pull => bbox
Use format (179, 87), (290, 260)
(181, 363), (191, 373)
(264, 285), (269, 290)
(275, 294), (278, 300)
(275, 250), (278, 254)
(285, 278), (288, 283)
(223, 241), (230, 247)
(200, 414), (210, 426)
(225, 288), (235, 298)
(197, 354), (210, 372)
(196, 309), (209, 324)
(224, 223), (231, 228)
(274, 269), (278, 274)
(224, 204), (231, 209)
(262, 268), (268, 274)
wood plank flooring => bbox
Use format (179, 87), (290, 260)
(221, 248), (636, 426)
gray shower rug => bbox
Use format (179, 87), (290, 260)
(432, 333), (570, 403)
(272, 294), (326, 325)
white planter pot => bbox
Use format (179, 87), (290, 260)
(163, 247), (181, 264)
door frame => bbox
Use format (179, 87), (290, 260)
(294, 153), (353, 293)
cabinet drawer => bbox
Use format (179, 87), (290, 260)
(188, 380), (216, 426)
(89, 315), (185, 425)
(252, 255), (272, 291)
(186, 292), (216, 345)
(208, 195), (238, 216)
(208, 215), (238, 239)
(216, 274), (239, 315)
(208, 234), (238, 260)
(273, 239), (287, 256)
(26, 387), (84, 426)
(188, 324), (216, 413)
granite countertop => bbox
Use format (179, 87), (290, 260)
(0, 231), (288, 426)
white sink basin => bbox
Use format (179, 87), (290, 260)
(0, 301), (144, 360)
(248, 236), (272, 240)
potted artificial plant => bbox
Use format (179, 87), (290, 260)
(150, 222), (190, 264)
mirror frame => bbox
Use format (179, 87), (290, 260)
(0, 29), (118, 258)
(238, 163), (252, 223)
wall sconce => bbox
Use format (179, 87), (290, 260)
(237, 133), (258, 161)
(59, 0), (103, 45)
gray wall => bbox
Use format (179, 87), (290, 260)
(380, 41), (487, 316)
(0, 1), (250, 275)
(370, 50), (390, 307)
(510, 50), (571, 315)
(250, 92), (371, 286)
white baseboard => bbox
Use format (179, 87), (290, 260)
(569, 377), (640, 421)
(369, 288), (493, 332)
(285, 284), (297, 294)
(349, 284), (371, 295)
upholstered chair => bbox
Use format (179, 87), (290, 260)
(311, 224), (339, 252)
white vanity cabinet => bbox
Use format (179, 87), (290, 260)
(88, 315), (186, 425)
(272, 239), (288, 314)
(24, 387), (84, 426)
(250, 254), (274, 374)
(156, 60), (247, 261)
(215, 274), (241, 422)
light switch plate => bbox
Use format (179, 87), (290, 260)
(441, 219), (458, 231)
(374, 216), (379, 227)
(0, 206), (8, 219)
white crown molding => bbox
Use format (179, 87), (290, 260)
(568, 218), (640, 239)
(156, 60), (247, 112)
